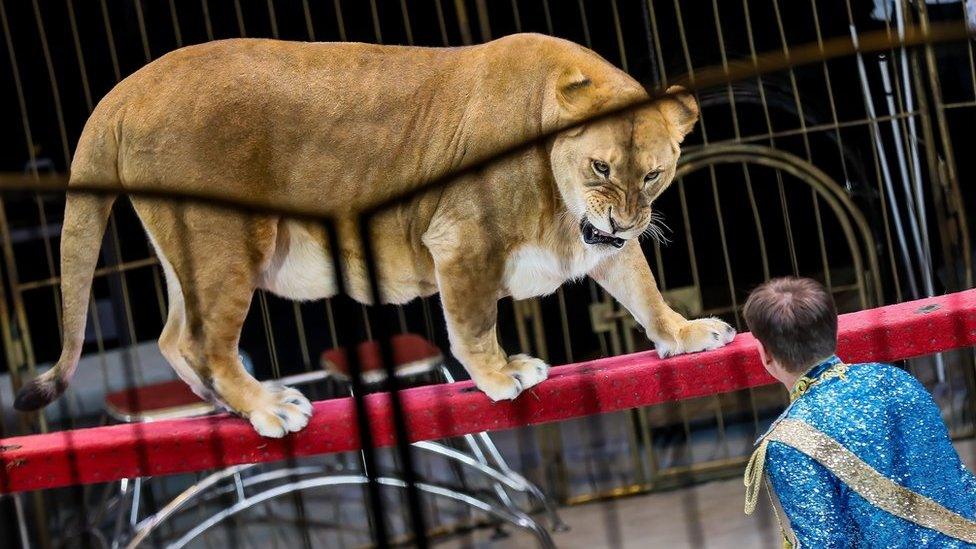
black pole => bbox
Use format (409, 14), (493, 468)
(357, 214), (428, 548)
(322, 218), (390, 546)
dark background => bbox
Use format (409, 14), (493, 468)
(0, 0), (973, 384)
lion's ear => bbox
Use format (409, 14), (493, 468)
(545, 68), (611, 130)
(657, 85), (699, 142)
(555, 68), (595, 114)
(542, 67), (618, 134)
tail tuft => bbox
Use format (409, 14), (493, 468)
(13, 375), (68, 412)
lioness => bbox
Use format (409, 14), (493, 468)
(15, 33), (735, 437)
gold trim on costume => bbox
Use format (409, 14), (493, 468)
(746, 361), (851, 515)
(745, 447), (799, 548)
(743, 436), (769, 514)
(767, 419), (976, 544)
(789, 362), (849, 402)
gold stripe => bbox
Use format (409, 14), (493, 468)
(769, 419), (976, 543)
(743, 437), (769, 514)
(744, 440), (798, 547)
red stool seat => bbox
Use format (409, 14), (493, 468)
(104, 335), (443, 422)
(105, 380), (213, 423)
(320, 333), (443, 383)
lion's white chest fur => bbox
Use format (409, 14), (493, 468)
(503, 244), (612, 300)
(261, 221), (336, 301)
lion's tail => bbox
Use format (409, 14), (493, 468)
(14, 112), (120, 411)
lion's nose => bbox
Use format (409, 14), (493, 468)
(608, 207), (635, 234)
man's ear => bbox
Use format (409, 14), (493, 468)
(756, 341), (774, 368)
(657, 85), (699, 143)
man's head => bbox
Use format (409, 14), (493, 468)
(743, 277), (838, 386)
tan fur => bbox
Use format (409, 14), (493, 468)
(33, 34), (734, 437)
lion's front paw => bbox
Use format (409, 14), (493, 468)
(504, 354), (550, 390)
(247, 383), (313, 438)
(473, 354), (550, 401)
(655, 317), (736, 357)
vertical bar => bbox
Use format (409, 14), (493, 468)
(399, 0), (414, 45)
(356, 214), (427, 547)
(640, 0), (661, 87)
(0, 248), (31, 548)
(27, 0), (67, 168)
(65, 0), (92, 110)
(234, 0), (247, 37)
(963, 0), (976, 101)
(848, 11), (919, 298)
(69, 0), (149, 397)
(302, 0), (315, 41)
(257, 291), (281, 379)
(609, 0), (628, 72)
(709, 170), (741, 327)
(266, 0), (279, 38)
(899, 13), (936, 292)
(0, 4), (51, 548)
(710, 0), (767, 311)
(293, 302), (311, 370)
(132, 0), (152, 61)
(770, 0), (836, 289)
(667, 9), (733, 540)
(28, 0), (68, 339)
(541, 0), (554, 35)
(322, 218), (389, 547)
(453, 0), (473, 45)
(529, 299), (548, 362)
(809, 0), (855, 195)
(916, 0), (972, 288)
(474, 0), (490, 42)
(646, 0), (668, 85)
(200, 0), (215, 41)
(368, 0), (382, 43)
(576, 0), (592, 46)
(509, 0), (522, 33)
(909, 41), (958, 295)
(433, 0), (449, 46)
(810, 0), (861, 291)
(168, 0), (183, 47)
(325, 298), (339, 348)
(879, 52), (928, 289)
(99, 0), (122, 79)
(676, 182), (701, 307)
(0, 0), (45, 420)
(555, 290), (573, 363)
(332, 0), (347, 42)
(740, 0), (801, 276)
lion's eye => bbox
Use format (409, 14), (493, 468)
(591, 160), (610, 177)
(644, 170), (662, 186)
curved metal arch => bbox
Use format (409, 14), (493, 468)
(675, 144), (883, 308)
(159, 475), (555, 549)
(128, 464), (323, 541)
(127, 441), (560, 546)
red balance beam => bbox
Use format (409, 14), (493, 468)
(1, 290), (974, 493)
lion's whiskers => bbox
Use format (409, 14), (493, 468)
(642, 211), (672, 245)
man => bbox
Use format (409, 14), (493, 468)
(742, 277), (976, 547)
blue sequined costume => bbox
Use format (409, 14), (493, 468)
(761, 356), (976, 547)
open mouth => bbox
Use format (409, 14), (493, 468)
(580, 218), (626, 248)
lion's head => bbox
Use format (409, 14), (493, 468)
(546, 68), (699, 249)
